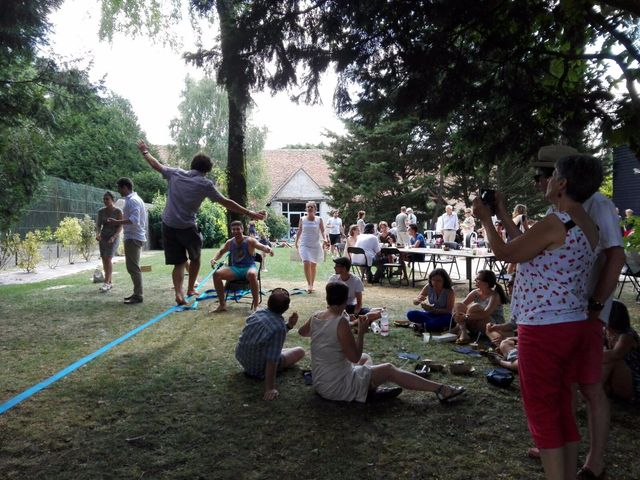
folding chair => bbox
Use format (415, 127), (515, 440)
(380, 247), (408, 285)
(617, 260), (640, 302)
(433, 242), (461, 279)
(225, 253), (263, 305)
(347, 246), (371, 280)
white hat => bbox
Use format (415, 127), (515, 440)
(533, 145), (579, 168)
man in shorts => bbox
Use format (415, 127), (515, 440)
(137, 140), (265, 306)
(210, 221), (274, 312)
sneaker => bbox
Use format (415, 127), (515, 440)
(99, 283), (112, 293)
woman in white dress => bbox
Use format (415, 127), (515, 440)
(298, 282), (466, 403)
(295, 201), (326, 293)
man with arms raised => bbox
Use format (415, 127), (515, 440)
(137, 140), (265, 305)
(211, 220), (274, 312)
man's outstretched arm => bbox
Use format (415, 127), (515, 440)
(137, 139), (163, 173)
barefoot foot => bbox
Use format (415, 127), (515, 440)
(211, 304), (227, 313)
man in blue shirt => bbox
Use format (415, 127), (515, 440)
(235, 288), (305, 400)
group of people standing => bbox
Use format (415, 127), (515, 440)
(94, 140), (266, 306)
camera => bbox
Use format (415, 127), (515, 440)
(480, 188), (497, 214)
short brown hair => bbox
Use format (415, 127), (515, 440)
(230, 220), (243, 229)
(191, 153), (213, 173)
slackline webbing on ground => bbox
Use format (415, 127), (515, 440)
(0, 261), (223, 415)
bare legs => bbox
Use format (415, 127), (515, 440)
(247, 269), (260, 311)
(369, 362), (460, 398)
(578, 382), (610, 476)
(539, 442), (579, 480)
(187, 258), (200, 295)
(452, 302), (487, 343)
(101, 255), (113, 285)
(303, 261), (318, 292)
(211, 267), (259, 312)
(212, 267), (236, 312)
(280, 347), (306, 369)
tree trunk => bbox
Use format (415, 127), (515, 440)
(226, 82), (248, 227)
(217, 0), (250, 234)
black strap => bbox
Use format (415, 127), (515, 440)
(563, 219), (576, 231)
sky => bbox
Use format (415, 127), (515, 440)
(46, 0), (345, 150)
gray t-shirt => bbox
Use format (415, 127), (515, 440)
(328, 273), (364, 306)
(395, 212), (408, 232)
(161, 166), (223, 229)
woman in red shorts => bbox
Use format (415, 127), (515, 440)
(473, 154), (603, 480)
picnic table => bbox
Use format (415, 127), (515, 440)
(397, 247), (498, 291)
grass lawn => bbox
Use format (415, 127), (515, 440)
(1, 248), (639, 479)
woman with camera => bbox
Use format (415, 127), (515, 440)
(473, 155), (603, 480)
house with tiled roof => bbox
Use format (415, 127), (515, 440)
(263, 149), (334, 235)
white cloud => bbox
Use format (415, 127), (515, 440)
(47, 0), (344, 149)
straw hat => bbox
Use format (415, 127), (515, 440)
(532, 144), (579, 168)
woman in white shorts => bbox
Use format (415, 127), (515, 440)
(295, 201), (326, 293)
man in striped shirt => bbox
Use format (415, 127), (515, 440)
(235, 288), (305, 400)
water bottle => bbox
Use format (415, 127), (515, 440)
(471, 237), (477, 255)
(380, 310), (390, 337)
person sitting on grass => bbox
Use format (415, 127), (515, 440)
(451, 269), (508, 344)
(602, 300), (640, 404)
(406, 268), (456, 332)
(235, 288), (305, 401)
(297, 282), (466, 404)
(328, 257), (371, 316)
(485, 317), (517, 348)
(210, 220), (274, 312)
(487, 337), (519, 372)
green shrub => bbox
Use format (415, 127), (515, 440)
(265, 208), (290, 240)
(78, 215), (96, 261)
(196, 199), (227, 248)
(55, 217), (82, 264)
(148, 194), (227, 249)
(16, 230), (46, 272)
(147, 193), (166, 249)
(0, 231), (20, 270)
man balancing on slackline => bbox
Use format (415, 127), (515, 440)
(137, 139), (265, 306)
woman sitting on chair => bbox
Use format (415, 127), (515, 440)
(344, 224), (360, 255)
(451, 269), (508, 344)
(406, 268), (455, 332)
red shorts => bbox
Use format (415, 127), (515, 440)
(517, 320), (603, 449)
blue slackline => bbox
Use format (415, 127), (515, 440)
(0, 264), (219, 415)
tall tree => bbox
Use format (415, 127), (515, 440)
(324, 1), (639, 155)
(47, 93), (164, 202)
(0, 0), (97, 231)
(100, 0), (330, 225)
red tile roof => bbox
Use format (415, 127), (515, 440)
(263, 149), (332, 201)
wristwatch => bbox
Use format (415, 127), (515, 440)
(588, 297), (605, 312)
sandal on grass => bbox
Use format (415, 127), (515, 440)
(435, 385), (466, 404)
